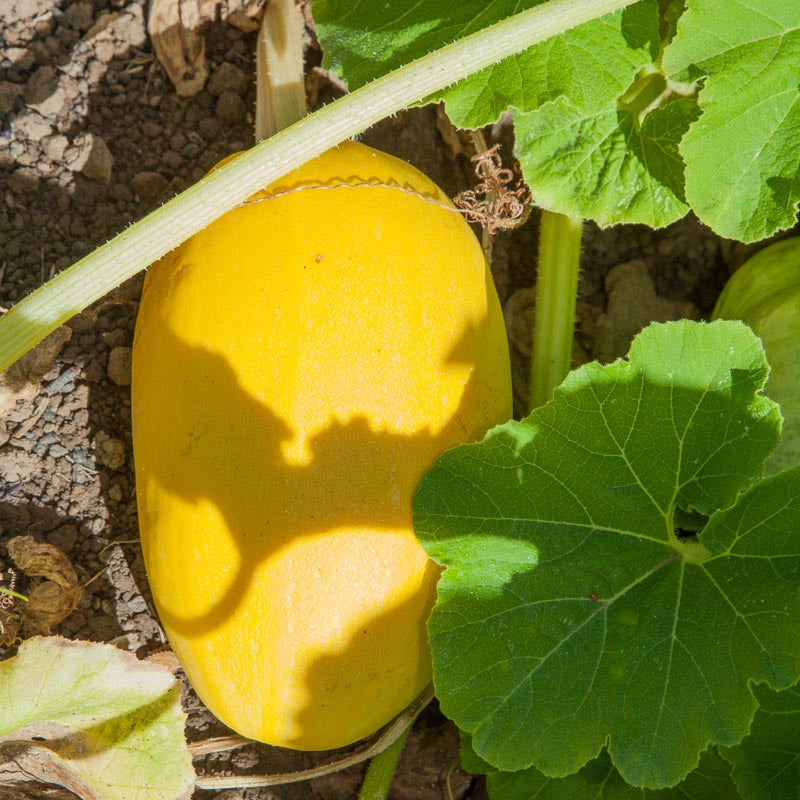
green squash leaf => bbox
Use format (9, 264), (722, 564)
(466, 740), (741, 799)
(720, 683), (800, 800)
(313, 0), (658, 121)
(662, 0), (800, 242)
(514, 94), (697, 226)
(0, 636), (194, 800)
(414, 320), (800, 789)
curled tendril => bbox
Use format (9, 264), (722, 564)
(454, 144), (532, 235)
(0, 569), (18, 609)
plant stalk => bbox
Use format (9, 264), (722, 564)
(357, 724), (412, 800)
(529, 210), (582, 411)
(255, 0), (306, 140)
(0, 0), (636, 370)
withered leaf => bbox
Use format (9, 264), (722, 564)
(220, 0), (267, 32)
(6, 536), (82, 634)
(148, 0), (210, 96)
(23, 582), (83, 635)
(0, 637), (194, 800)
(6, 536), (78, 588)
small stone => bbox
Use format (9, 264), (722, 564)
(215, 91), (247, 124)
(141, 121), (163, 137)
(65, 132), (113, 182)
(100, 329), (127, 348)
(161, 150), (182, 171)
(25, 65), (59, 104)
(43, 134), (69, 161)
(131, 171), (168, 203)
(0, 81), (22, 115)
(107, 346), (132, 385)
(169, 131), (187, 151)
(127, 594), (148, 613)
(93, 431), (126, 470)
(207, 63), (250, 97)
(64, 1), (93, 31)
(13, 112), (53, 140)
(111, 6), (147, 48)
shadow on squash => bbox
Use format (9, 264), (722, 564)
(133, 278), (506, 639)
(292, 579), (438, 749)
(130, 240), (510, 744)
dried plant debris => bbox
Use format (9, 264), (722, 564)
(454, 144), (531, 235)
(0, 569), (24, 649)
(148, 0), (212, 96)
(6, 536), (82, 635)
(148, 0), (269, 96)
(220, 0), (268, 32)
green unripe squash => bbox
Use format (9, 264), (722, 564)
(713, 238), (800, 474)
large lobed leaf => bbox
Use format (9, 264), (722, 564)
(414, 320), (800, 789)
(461, 736), (742, 799)
(313, 0), (800, 240)
(0, 636), (193, 800)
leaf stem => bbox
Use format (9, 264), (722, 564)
(357, 724), (412, 800)
(529, 210), (582, 410)
(0, 0), (636, 371)
(0, 587), (28, 603)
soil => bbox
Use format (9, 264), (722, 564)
(0, 1), (780, 799)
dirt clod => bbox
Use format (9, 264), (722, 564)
(208, 62), (250, 96)
(66, 132), (114, 182)
(107, 346), (133, 386)
(93, 431), (127, 470)
(216, 89), (248, 124)
(130, 170), (168, 202)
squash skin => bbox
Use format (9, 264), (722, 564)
(132, 141), (512, 749)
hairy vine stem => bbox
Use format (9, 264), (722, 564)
(0, 0), (637, 370)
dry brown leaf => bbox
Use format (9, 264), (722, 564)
(148, 0), (211, 96)
(23, 582), (83, 635)
(0, 742), (101, 800)
(0, 608), (22, 648)
(220, 0), (267, 32)
(6, 536), (82, 634)
(0, 327), (71, 416)
(6, 536), (78, 588)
